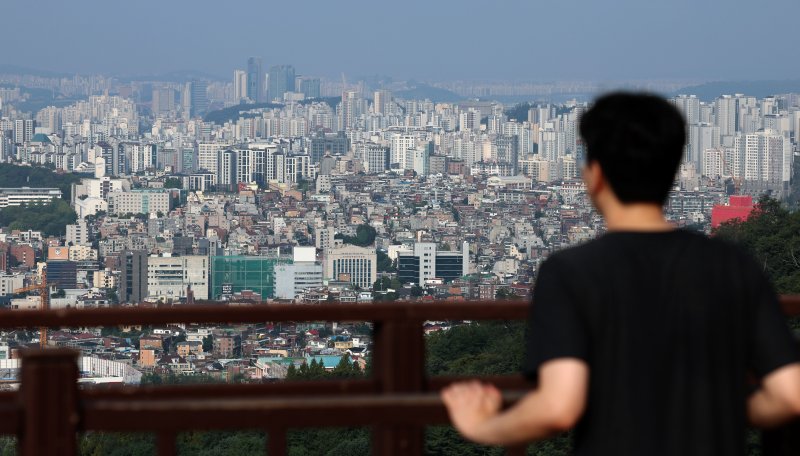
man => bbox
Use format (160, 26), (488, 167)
(441, 93), (800, 454)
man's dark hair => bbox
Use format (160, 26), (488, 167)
(579, 92), (686, 204)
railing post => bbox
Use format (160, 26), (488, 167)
(18, 348), (79, 456)
(157, 431), (177, 456)
(372, 319), (425, 455)
(267, 426), (287, 456)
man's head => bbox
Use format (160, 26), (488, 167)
(579, 92), (686, 206)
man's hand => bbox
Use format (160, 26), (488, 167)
(748, 363), (800, 428)
(441, 380), (503, 443)
(439, 359), (588, 447)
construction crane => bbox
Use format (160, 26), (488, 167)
(14, 266), (50, 348)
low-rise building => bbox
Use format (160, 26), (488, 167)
(0, 187), (61, 208)
(0, 273), (24, 297)
(176, 341), (204, 357)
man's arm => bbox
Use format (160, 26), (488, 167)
(440, 358), (589, 446)
(748, 363), (800, 428)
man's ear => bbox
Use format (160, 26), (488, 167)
(583, 161), (604, 196)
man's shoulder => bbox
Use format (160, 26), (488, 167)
(545, 229), (746, 266)
(540, 238), (609, 274)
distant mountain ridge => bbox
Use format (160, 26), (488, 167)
(0, 64), (72, 78)
(394, 83), (463, 102)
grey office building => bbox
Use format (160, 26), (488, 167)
(268, 65), (296, 102)
(120, 250), (148, 304)
(397, 242), (470, 287)
(247, 57), (264, 103)
(190, 80), (209, 117)
(310, 132), (350, 164)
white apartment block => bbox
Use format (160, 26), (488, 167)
(107, 190), (170, 216)
(732, 130), (792, 196)
(390, 134), (417, 171)
(69, 245), (98, 262)
(274, 247), (324, 299)
(274, 262), (323, 299)
(66, 221), (90, 246)
(198, 143), (227, 175)
(71, 177), (129, 201)
(147, 254), (209, 300)
(701, 148), (726, 178)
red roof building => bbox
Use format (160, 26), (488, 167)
(711, 195), (754, 228)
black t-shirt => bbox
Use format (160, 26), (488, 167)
(524, 229), (800, 456)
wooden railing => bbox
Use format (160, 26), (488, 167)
(0, 297), (798, 456)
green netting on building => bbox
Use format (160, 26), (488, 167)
(210, 256), (291, 299)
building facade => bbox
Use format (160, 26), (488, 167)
(323, 245), (376, 290)
(146, 254), (208, 301)
(398, 242), (470, 286)
(273, 247), (323, 299)
(210, 256), (291, 300)
(0, 188), (61, 208)
(107, 189), (171, 216)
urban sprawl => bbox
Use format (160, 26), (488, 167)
(0, 60), (797, 385)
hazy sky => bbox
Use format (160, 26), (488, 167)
(5, 0), (800, 82)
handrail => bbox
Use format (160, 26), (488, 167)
(0, 300), (530, 328)
(0, 297), (797, 456)
(80, 391), (528, 432)
(0, 295), (796, 328)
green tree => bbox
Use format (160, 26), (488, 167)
(332, 353), (361, 378)
(0, 436), (15, 456)
(286, 363), (298, 379)
(426, 321), (525, 376)
(296, 177), (310, 192)
(0, 163), (85, 203)
(202, 335), (214, 353)
(106, 287), (119, 304)
(177, 431), (264, 455)
(163, 177), (183, 189)
(336, 224), (377, 247)
(714, 196), (800, 294)
(504, 102), (534, 122)
(377, 250), (396, 272)
(287, 428), (368, 456)
(0, 199), (77, 236)
(372, 277), (400, 301)
(495, 287), (522, 300)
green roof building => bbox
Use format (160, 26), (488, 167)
(210, 256), (291, 300)
(30, 133), (52, 144)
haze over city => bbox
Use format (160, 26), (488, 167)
(5, 0), (800, 82)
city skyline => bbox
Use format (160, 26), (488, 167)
(4, 0), (800, 82)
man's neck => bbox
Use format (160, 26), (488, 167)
(602, 203), (673, 232)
